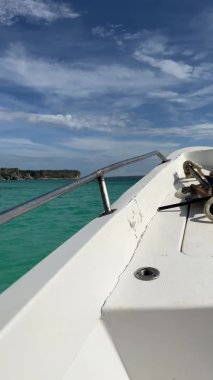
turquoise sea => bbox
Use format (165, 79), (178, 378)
(0, 177), (141, 293)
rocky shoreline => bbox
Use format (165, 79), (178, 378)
(0, 168), (80, 180)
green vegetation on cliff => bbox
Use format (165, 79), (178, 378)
(0, 168), (80, 180)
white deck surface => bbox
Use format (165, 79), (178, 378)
(63, 322), (129, 380)
(102, 181), (213, 380)
(104, 178), (213, 311)
(183, 202), (213, 257)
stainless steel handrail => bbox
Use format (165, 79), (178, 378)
(0, 150), (168, 225)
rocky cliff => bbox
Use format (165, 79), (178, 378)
(0, 168), (80, 180)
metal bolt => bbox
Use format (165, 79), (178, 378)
(134, 267), (160, 281)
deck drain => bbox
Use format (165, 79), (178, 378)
(134, 267), (160, 281)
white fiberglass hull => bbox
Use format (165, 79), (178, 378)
(1, 146), (213, 379)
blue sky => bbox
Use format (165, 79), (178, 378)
(0, 0), (213, 175)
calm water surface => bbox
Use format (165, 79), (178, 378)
(0, 177), (141, 293)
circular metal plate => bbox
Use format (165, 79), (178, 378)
(134, 267), (160, 281)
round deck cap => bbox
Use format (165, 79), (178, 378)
(134, 267), (160, 281)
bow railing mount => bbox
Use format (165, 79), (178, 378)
(0, 151), (169, 225)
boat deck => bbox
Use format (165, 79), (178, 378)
(101, 176), (213, 380)
(104, 177), (213, 311)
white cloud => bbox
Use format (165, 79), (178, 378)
(164, 82), (213, 110)
(122, 31), (144, 41)
(0, 45), (177, 100)
(0, 0), (79, 25)
(148, 90), (188, 104)
(129, 32), (196, 80)
(0, 137), (60, 159)
(148, 90), (179, 98)
(181, 50), (194, 57)
(134, 49), (193, 79)
(62, 137), (180, 168)
(192, 63), (213, 80)
(92, 27), (170, 53)
(26, 113), (113, 132)
(134, 34), (170, 56)
(177, 123), (213, 138)
(0, 109), (131, 132)
(190, 84), (213, 97)
(92, 26), (115, 38)
(0, 137), (36, 146)
(92, 24), (122, 38)
(65, 137), (179, 152)
(0, 137), (84, 161)
(191, 8), (213, 34)
(92, 24), (125, 48)
(92, 26), (211, 83)
(132, 123), (213, 139)
(193, 52), (207, 61)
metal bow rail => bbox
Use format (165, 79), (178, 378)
(0, 151), (168, 225)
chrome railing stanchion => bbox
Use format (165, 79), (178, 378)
(97, 171), (112, 214)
